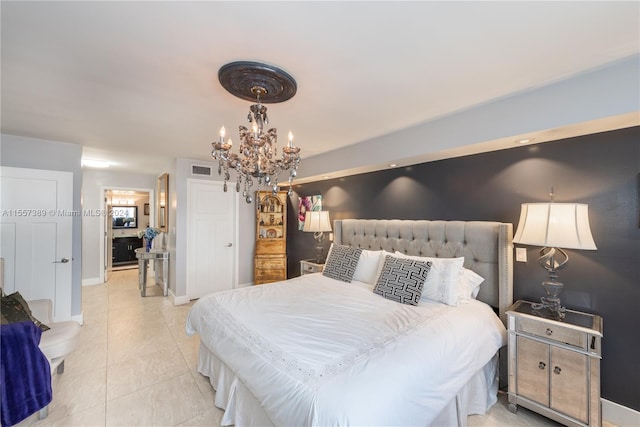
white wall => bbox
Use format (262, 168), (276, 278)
(0, 134), (84, 317)
(81, 169), (159, 283)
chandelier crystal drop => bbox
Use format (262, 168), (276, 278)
(211, 61), (301, 203)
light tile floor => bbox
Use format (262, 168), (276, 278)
(16, 269), (603, 426)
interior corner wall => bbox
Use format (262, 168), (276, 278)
(288, 127), (640, 411)
(0, 133), (83, 318)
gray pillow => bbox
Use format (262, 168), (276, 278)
(322, 244), (363, 283)
(373, 256), (432, 305)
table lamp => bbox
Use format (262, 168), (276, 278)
(513, 202), (596, 319)
(303, 211), (332, 263)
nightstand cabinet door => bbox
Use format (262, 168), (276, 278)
(551, 346), (588, 423)
(300, 260), (324, 275)
(507, 300), (602, 427)
(516, 336), (550, 406)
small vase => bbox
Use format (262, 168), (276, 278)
(145, 238), (153, 252)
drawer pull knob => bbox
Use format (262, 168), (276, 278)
(591, 336), (596, 350)
(545, 328), (553, 336)
(538, 362), (546, 370)
(554, 366), (562, 375)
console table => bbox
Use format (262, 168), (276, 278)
(135, 248), (169, 297)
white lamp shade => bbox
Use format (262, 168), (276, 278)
(303, 211), (332, 233)
(513, 203), (596, 250)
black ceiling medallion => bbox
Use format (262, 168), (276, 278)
(218, 61), (297, 104)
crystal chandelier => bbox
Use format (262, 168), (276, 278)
(212, 61), (301, 203)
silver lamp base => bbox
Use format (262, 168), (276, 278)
(531, 280), (566, 319)
(313, 232), (326, 263)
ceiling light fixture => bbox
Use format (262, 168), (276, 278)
(212, 61), (301, 203)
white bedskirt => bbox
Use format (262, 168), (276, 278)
(197, 343), (500, 427)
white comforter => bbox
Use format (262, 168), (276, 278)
(186, 273), (506, 426)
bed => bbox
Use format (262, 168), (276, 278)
(186, 219), (513, 426)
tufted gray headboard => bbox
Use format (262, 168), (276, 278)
(334, 219), (513, 323)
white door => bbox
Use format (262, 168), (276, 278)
(0, 167), (73, 321)
(186, 179), (237, 299)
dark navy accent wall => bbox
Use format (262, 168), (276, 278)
(286, 126), (640, 410)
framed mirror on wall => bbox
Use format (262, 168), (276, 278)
(158, 173), (169, 232)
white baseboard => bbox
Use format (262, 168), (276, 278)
(172, 292), (190, 305)
(602, 398), (640, 427)
(71, 311), (84, 325)
(82, 277), (103, 286)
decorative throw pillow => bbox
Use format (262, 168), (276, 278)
(0, 292), (50, 331)
(373, 256), (431, 306)
(352, 249), (384, 284)
(323, 244), (363, 282)
(394, 252), (465, 306)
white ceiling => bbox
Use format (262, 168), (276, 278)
(2, 1), (639, 176)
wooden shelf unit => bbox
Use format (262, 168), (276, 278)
(254, 191), (287, 284)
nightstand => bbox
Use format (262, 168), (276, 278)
(507, 300), (603, 427)
(300, 259), (324, 275)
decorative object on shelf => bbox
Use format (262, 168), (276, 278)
(212, 61), (301, 204)
(303, 211), (332, 263)
(513, 196), (596, 319)
(138, 227), (161, 252)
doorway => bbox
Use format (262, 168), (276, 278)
(100, 187), (154, 283)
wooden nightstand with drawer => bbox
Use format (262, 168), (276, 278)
(507, 300), (603, 427)
(300, 259), (324, 275)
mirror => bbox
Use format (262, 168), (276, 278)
(157, 173), (169, 231)
(112, 206), (138, 229)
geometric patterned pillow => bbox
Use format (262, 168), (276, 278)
(0, 291), (50, 331)
(394, 252), (465, 306)
(373, 256), (432, 305)
(322, 244), (363, 283)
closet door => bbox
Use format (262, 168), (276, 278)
(0, 167), (73, 321)
(186, 179), (238, 299)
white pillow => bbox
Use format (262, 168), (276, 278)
(352, 249), (384, 284)
(393, 252), (465, 306)
(457, 268), (485, 302)
(372, 250), (395, 283)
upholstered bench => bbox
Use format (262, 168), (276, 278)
(1, 293), (81, 423)
(26, 299), (81, 419)
(28, 299), (81, 374)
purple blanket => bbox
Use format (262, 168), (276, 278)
(0, 321), (52, 427)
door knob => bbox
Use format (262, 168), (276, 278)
(226, 243), (233, 247)
(53, 257), (70, 264)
